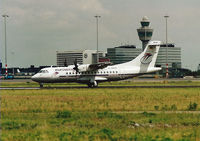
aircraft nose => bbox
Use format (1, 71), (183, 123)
(31, 74), (39, 81)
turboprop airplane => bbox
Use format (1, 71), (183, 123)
(31, 41), (162, 88)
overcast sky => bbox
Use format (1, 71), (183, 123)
(0, 0), (200, 70)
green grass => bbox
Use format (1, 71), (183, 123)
(1, 88), (200, 140)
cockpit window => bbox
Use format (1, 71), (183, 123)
(39, 70), (49, 73)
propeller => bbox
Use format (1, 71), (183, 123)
(64, 58), (68, 67)
(73, 59), (79, 73)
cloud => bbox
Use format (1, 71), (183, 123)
(0, 0), (111, 67)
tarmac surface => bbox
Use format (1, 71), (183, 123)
(1, 78), (200, 90)
(0, 79), (33, 82)
(1, 78), (200, 83)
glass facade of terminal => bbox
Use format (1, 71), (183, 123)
(57, 51), (83, 66)
(156, 47), (181, 68)
(107, 46), (142, 64)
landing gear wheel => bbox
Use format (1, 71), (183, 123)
(87, 81), (98, 88)
(39, 83), (43, 88)
(87, 83), (92, 88)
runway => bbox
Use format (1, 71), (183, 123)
(0, 87), (41, 90)
(1, 85), (200, 90)
(1, 78), (200, 82)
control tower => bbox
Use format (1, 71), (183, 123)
(137, 16), (153, 50)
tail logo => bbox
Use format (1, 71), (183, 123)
(140, 53), (153, 64)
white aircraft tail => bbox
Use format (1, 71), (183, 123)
(120, 41), (162, 73)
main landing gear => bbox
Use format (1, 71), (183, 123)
(87, 81), (98, 88)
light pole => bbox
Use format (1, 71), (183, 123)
(11, 51), (15, 75)
(94, 15), (101, 63)
(2, 14), (9, 78)
(164, 15), (169, 78)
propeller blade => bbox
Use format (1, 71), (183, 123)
(64, 58), (68, 67)
(73, 59), (79, 73)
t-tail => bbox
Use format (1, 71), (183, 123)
(119, 40), (162, 73)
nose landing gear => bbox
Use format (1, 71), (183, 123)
(39, 83), (43, 88)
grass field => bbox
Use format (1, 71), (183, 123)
(1, 81), (200, 140)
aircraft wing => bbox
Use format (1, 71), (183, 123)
(88, 62), (112, 71)
(74, 62), (112, 72)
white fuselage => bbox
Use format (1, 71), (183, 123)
(31, 64), (160, 84)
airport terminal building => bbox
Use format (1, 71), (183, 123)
(106, 43), (181, 68)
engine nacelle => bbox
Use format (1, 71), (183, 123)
(78, 64), (90, 72)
